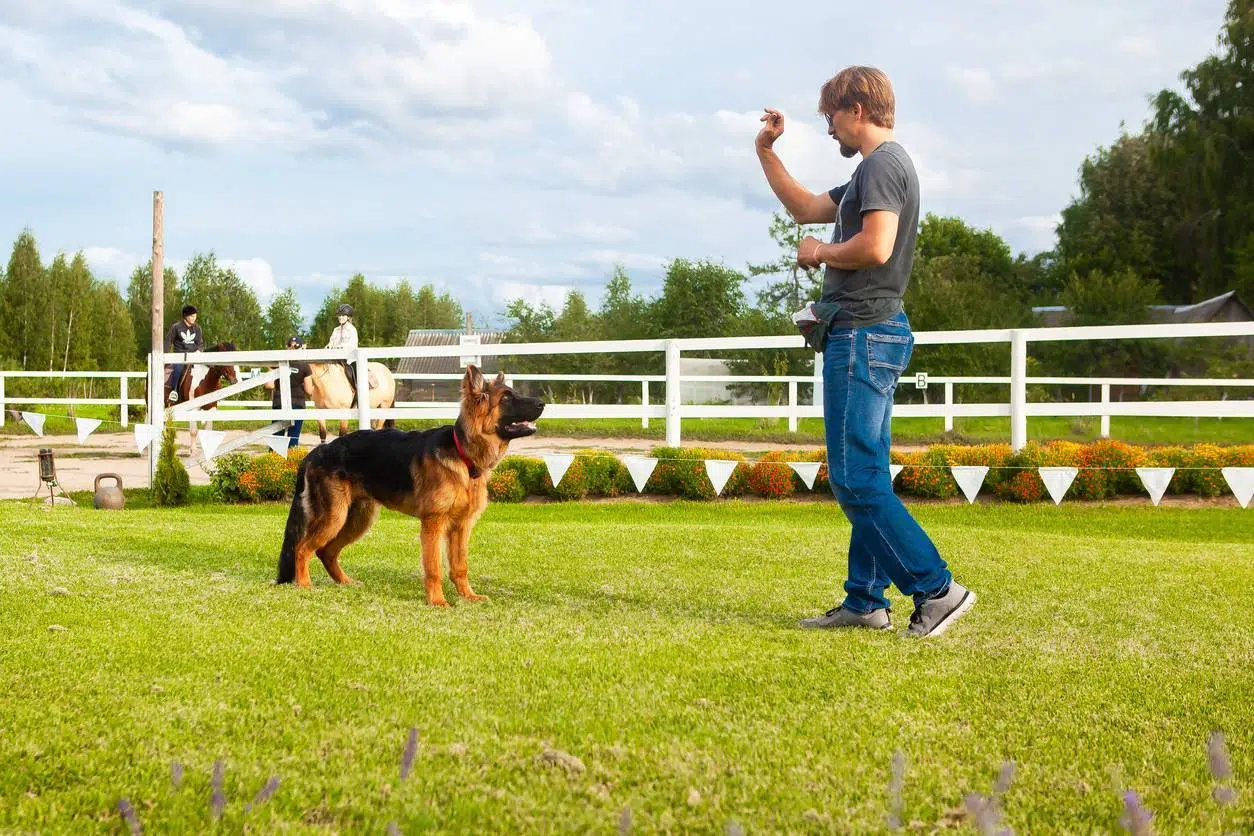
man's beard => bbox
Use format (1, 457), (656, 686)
(839, 141), (857, 158)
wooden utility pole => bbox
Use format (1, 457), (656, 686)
(149, 191), (165, 483)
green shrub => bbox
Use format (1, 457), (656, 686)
(152, 423), (189, 507)
(487, 468), (526, 502)
(645, 447), (750, 500)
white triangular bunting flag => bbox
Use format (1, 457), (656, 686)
(75, 417), (102, 444)
(950, 465), (988, 504)
(134, 423), (155, 452)
(544, 453), (575, 487)
(890, 464), (904, 482)
(1038, 466), (1079, 506)
(198, 429), (226, 460)
(264, 434), (291, 456)
(1136, 467), (1174, 506)
(704, 459), (738, 496)
(788, 461), (820, 490)
(1221, 467), (1254, 509)
(20, 411), (45, 436)
(621, 456), (657, 493)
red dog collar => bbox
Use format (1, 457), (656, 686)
(452, 425), (481, 478)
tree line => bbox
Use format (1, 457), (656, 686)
(2, 0), (1250, 394)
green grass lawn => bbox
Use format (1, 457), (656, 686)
(1, 499), (1250, 833)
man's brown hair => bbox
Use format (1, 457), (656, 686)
(818, 66), (895, 129)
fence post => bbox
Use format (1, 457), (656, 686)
(665, 341), (681, 447)
(788, 380), (798, 432)
(641, 380), (649, 429)
(120, 375), (128, 428)
(0, 375), (5, 427)
(356, 348), (371, 429)
(1100, 383), (1111, 438)
(944, 382), (954, 433)
(1010, 330), (1027, 451)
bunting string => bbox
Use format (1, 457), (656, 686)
(6, 409), (1252, 507)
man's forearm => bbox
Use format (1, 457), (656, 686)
(757, 146), (817, 220)
(816, 232), (886, 270)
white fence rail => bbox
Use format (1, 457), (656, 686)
(2, 321), (1250, 453)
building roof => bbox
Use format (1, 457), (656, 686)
(393, 328), (507, 378)
(1031, 291), (1252, 326)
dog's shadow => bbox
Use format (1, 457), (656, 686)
(342, 562), (817, 632)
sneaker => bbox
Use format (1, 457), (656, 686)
(167, 390), (178, 403)
(906, 581), (976, 638)
(800, 605), (892, 630)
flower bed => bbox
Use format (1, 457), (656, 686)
(203, 441), (1254, 504)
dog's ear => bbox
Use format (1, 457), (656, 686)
(461, 364), (488, 401)
(494, 371), (506, 387)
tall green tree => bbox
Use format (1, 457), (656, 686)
(651, 258), (746, 339)
(1148, 0), (1254, 303)
(59, 253), (97, 371)
(263, 288), (305, 347)
(746, 211), (826, 316)
(126, 259), (180, 362)
(178, 252), (265, 348)
(1053, 131), (1180, 299)
(2, 229), (46, 369)
(89, 280), (138, 372)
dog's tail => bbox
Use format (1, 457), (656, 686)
(382, 418), (396, 429)
(276, 455), (311, 584)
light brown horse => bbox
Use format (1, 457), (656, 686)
(162, 342), (241, 457)
(305, 361), (397, 443)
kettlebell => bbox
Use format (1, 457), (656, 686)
(93, 473), (125, 510)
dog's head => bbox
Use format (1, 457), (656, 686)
(460, 365), (545, 442)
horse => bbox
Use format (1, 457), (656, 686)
(163, 342), (241, 457)
(304, 360), (397, 443)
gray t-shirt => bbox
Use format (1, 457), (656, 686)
(820, 140), (920, 328)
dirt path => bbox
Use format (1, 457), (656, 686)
(0, 430), (847, 499)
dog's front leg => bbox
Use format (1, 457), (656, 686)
(420, 516), (450, 607)
(447, 520), (485, 602)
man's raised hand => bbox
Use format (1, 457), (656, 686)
(756, 108), (785, 151)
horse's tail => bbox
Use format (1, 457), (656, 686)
(276, 455), (311, 584)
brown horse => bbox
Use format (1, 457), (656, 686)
(163, 342), (241, 457)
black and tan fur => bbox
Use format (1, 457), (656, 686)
(276, 365), (544, 606)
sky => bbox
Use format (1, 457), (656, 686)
(0, 0), (1232, 330)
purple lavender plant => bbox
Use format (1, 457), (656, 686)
(400, 727), (418, 781)
(210, 760), (226, 820)
(886, 749), (905, 830)
(1208, 731), (1237, 806)
(1119, 789), (1153, 835)
(244, 776), (280, 812)
(117, 798), (143, 835)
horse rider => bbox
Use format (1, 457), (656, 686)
(164, 304), (205, 402)
(327, 303), (360, 396)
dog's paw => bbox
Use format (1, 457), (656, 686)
(428, 598), (452, 608)
(461, 593), (488, 603)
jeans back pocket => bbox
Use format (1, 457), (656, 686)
(866, 333), (912, 395)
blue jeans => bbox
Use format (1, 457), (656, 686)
(285, 419), (303, 450)
(169, 364), (186, 396)
(823, 310), (951, 613)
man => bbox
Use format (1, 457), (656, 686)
(326, 303), (359, 396)
(164, 304), (204, 403)
(264, 336), (312, 450)
(756, 66), (975, 638)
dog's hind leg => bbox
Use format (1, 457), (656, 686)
(317, 497), (378, 585)
(446, 517), (486, 602)
(294, 478), (352, 587)
(419, 515), (450, 607)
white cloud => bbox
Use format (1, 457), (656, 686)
(82, 246), (144, 285)
(1012, 214), (1063, 251)
(81, 247), (279, 301)
(946, 67), (998, 104)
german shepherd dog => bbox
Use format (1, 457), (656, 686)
(276, 365), (544, 606)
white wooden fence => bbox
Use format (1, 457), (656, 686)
(2, 321), (1250, 460)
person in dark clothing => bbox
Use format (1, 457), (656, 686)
(265, 335), (313, 450)
(164, 304), (205, 402)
